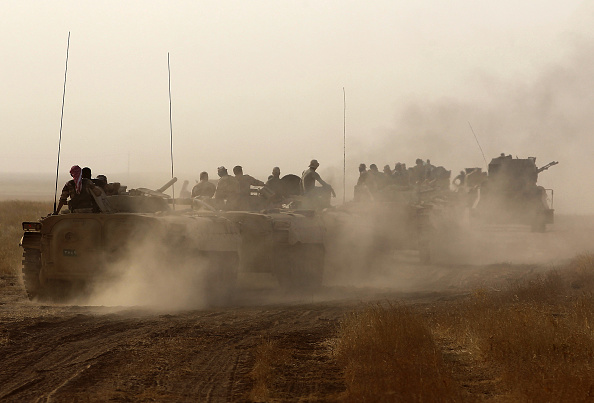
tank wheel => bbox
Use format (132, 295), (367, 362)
(22, 248), (42, 300)
(276, 244), (324, 291)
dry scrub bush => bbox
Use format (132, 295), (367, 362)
(0, 201), (51, 275)
(434, 255), (594, 402)
(334, 303), (461, 402)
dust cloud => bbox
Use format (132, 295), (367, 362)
(327, 37), (594, 215)
(84, 235), (210, 310)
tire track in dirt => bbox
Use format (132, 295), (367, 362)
(0, 297), (349, 402)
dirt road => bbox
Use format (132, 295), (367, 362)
(0, 274), (363, 402)
(0, 260), (542, 402)
(2, 215), (589, 402)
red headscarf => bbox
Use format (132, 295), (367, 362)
(70, 165), (82, 194)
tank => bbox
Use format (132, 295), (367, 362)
(19, 178), (240, 303)
(323, 186), (439, 267)
(223, 210), (326, 290)
(193, 174), (327, 290)
(472, 155), (558, 232)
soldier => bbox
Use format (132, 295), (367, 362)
(55, 165), (102, 214)
(233, 166), (265, 197)
(354, 163), (374, 201)
(265, 167), (286, 202)
(214, 166), (239, 209)
(301, 159), (335, 200)
(233, 165), (265, 210)
(369, 164), (387, 190)
(192, 171), (216, 198)
(412, 158), (426, 184)
(82, 167), (92, 180)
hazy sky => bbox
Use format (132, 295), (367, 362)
(2, 1), (593, 212)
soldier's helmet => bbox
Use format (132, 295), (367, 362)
(309, 159), (320, 168)
(217, 166), (228, 176)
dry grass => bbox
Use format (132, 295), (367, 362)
(334, 302), (461, 402)
(432, 254), (594, 402)
(248, 338), (292, 401)
(335, 255), (594, 402)
(0, 200), (52, 275)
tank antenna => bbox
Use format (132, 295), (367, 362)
(342, 87), (346, 204)
(468, 121), (488, 169)
(53, 31), (71, 214)
(168, 52), (175, 209)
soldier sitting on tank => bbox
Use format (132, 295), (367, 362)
(392, 163), (409, 187)
(301, 159), (335, 208)
(411, 158), (427, 184)
(263, 166), (287, 206)
(55, 165), (102, 214)
(214, 166), (239, 210)
(354, 163), (374, 202)
(192, 171), (216, 198)
(383, 165), (393, 180)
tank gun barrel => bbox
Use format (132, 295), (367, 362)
(537, 161), (558, 174)
(156, 177), (178, 193)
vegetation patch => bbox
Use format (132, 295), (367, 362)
(334, 302), (461, 401)
(0, 201), (51, 275)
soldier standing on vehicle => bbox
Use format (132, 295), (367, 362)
(301, 159), (335, 199)
(214, 166), (239, 209)
(192, 171), (216, 198)
(55, 165), (102, 214)
(233, 165), (265, 210)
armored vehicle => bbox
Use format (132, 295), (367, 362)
(20, 178), (240, 302)
(193, 175), (327, 290)
(472, 155), (557, 232)
(323, 186), (438, 268)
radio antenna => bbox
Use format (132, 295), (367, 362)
(468, 121), (488, 169)
(53, 31), (71, 214)
(168, 52), (175, 209)
(342, 87), (346, 204)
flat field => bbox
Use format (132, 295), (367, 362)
(1, 200), (594, 401)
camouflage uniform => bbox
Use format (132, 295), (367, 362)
(59, 178), (98, 212)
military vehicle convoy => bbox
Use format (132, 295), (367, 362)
(471, 155), (557, 232)
(20, 179), (240, 302)
(19, 154), (558, 302)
